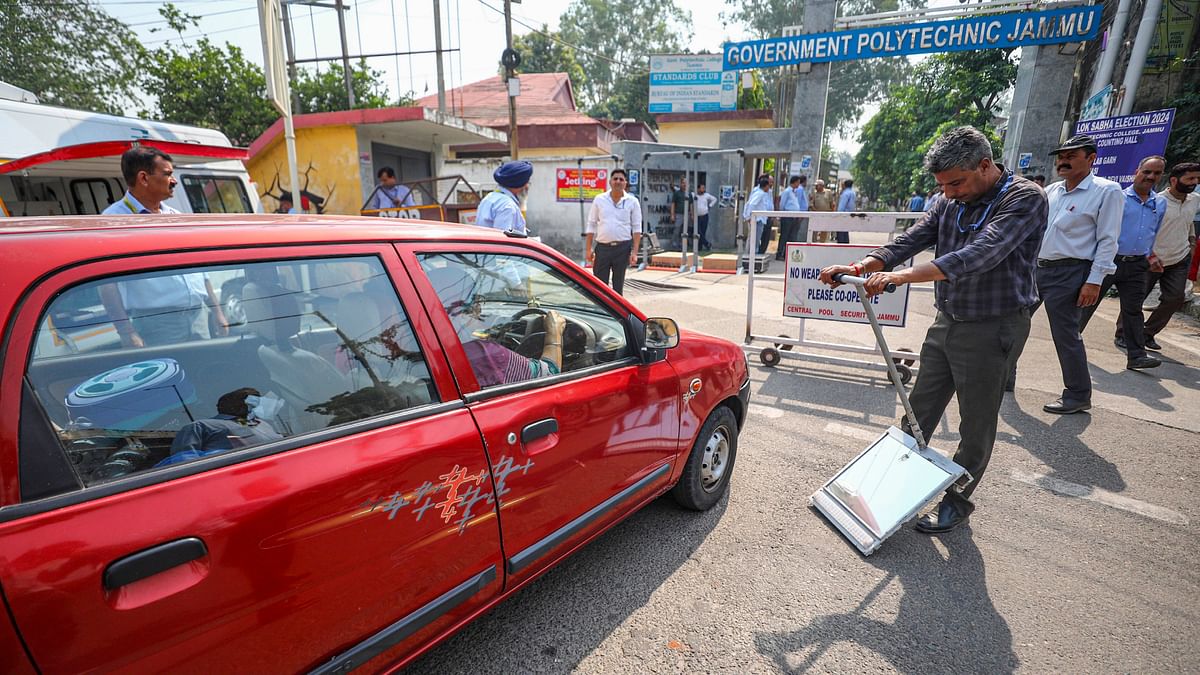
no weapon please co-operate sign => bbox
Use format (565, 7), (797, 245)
(722, 5), (1103, 70)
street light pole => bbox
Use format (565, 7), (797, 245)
(334, 0), (355, 108)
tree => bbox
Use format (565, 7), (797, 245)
(587, 72), (654, 125)
(853, 49), (1016, 204)
(142, 38), (279, 147)
(511, 26), (587, 96)
(293, 61), (402, 114)
(738, 70), (769, 110)
(559, 0), (692, 109)
(0, 1), (146, 114)
(722, 0), (920, 133)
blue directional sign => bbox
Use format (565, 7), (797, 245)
(722, 5), (1103, 70)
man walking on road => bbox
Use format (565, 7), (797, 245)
(1023, 135), (1122, 414)
(835, 179), (856, 243)
(908, 190), (925, 212)
(1113, 161), (1200, 350)
(810, 179), (835, 242)
(585, 169), (641, 295)
(1080, 156), (1167, 370)
(819, 126), (1047, 534)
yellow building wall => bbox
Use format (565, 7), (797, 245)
(657, 119), (775, 148)
(246, 126), (363, 215)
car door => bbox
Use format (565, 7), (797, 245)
(0, 245), (502, 673)
(402, 243), (682, 585)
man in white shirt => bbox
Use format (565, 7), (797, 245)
(585, 169), (641, 294)
(100, 147), (227, 346)
(694, 184), (718, 251)
(742, 174), (774, 255)
(1021, 135), (1121, 413)
(1115, 161), (1200, 348)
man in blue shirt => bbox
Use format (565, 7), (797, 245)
(1080, 155), (1167, 369)
(820, 126), (1047, 534)
(907, 190), (925, 212)
(367, 167), (415, 213)
(742, 174), (775, 255)
(776, 175), (803, 261)
(835, 179), (856, 243)
(476, 160), (532, 234)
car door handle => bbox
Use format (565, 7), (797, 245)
(104, 537), (208, 590)
(521, 418), (558, 444)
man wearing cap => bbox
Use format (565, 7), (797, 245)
(1080, 155), (1167, 370)
(1020, 134), (1122, 413)
(477, 160), (533, 235)
(810, 179), (835, 242)
(585, 168), (641, 294)
(819, 126), (1046, 534)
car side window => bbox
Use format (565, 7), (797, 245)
(418, 252), (631, 389)
(24, 256), (436, 490)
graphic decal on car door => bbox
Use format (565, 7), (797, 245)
(362, 454), (535, 534)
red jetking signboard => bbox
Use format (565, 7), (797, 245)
(556, 168), (608, 202)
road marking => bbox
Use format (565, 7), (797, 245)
(749, 403), (784, 419)
(1010, 469), (1189, 526)
(823, 422), (880, 443)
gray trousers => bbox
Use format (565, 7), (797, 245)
(902, 310), (1031, 505)
(1032, 263), (1093, 405)
(592, 240), (632, 295)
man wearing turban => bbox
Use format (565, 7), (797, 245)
(477, 160), (533, 234)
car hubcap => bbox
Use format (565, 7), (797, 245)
(700, 424), (731, 492)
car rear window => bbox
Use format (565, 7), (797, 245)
(24, 256), (436, 492)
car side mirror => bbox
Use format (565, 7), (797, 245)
(643, 317), (679, 349)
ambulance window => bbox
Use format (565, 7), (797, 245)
(181, 175), (252, 213)
(22, 256), (436, 494)
(69, 179), (117, 214)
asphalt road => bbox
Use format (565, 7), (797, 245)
(406, 244), (1200, 674)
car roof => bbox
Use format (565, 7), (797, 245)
(0, 214), (500, 242)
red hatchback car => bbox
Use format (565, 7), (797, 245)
(0, 215), (749, 673)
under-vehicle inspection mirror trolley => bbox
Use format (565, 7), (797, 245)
(743, 210), (921, 383)
(809, 273), (970, 555)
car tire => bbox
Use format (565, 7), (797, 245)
(671, 405), (738, 511)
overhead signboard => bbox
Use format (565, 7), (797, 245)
(1074, 108), (1175, 187)
(556, 168), (608, 202)
(783, 244), (911, 328)
(648, 54), (737, 114)
(722, 5), (1103, 70)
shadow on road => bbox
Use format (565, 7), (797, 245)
(403, 493), (728, 673)
(999, 399), (1126, 492)
(755, 526), (1018, 674)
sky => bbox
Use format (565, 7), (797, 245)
(99, 0), (953, 155)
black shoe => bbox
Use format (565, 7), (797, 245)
(914, 498), (974, 534)
(1043, 398), (1091, 414)
(1114, 336), (1127, 350)
(1145, 336), (1162, 351)
(1127, 355), (1161, 370)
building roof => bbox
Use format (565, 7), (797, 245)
(246, 107), (506, 158)
(654, 109), (775, 124)
(416, 73), (597, 127)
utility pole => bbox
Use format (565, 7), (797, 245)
(503, 0), (520, 158)
(335, 0), (355, 108)
(433, 0), (446, 113)
(280, 2), (301, 113)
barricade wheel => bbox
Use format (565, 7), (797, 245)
(896, 364), (913, 385)
(760, 347), (781, 367)
(773, 334), (794, 351)
(892, 348), (915, 367)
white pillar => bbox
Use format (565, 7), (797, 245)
(1118, 0), (1165, 115)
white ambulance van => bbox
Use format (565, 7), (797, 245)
(0, 84), (261, 216)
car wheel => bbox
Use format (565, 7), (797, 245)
(672, 405), (738, 511)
